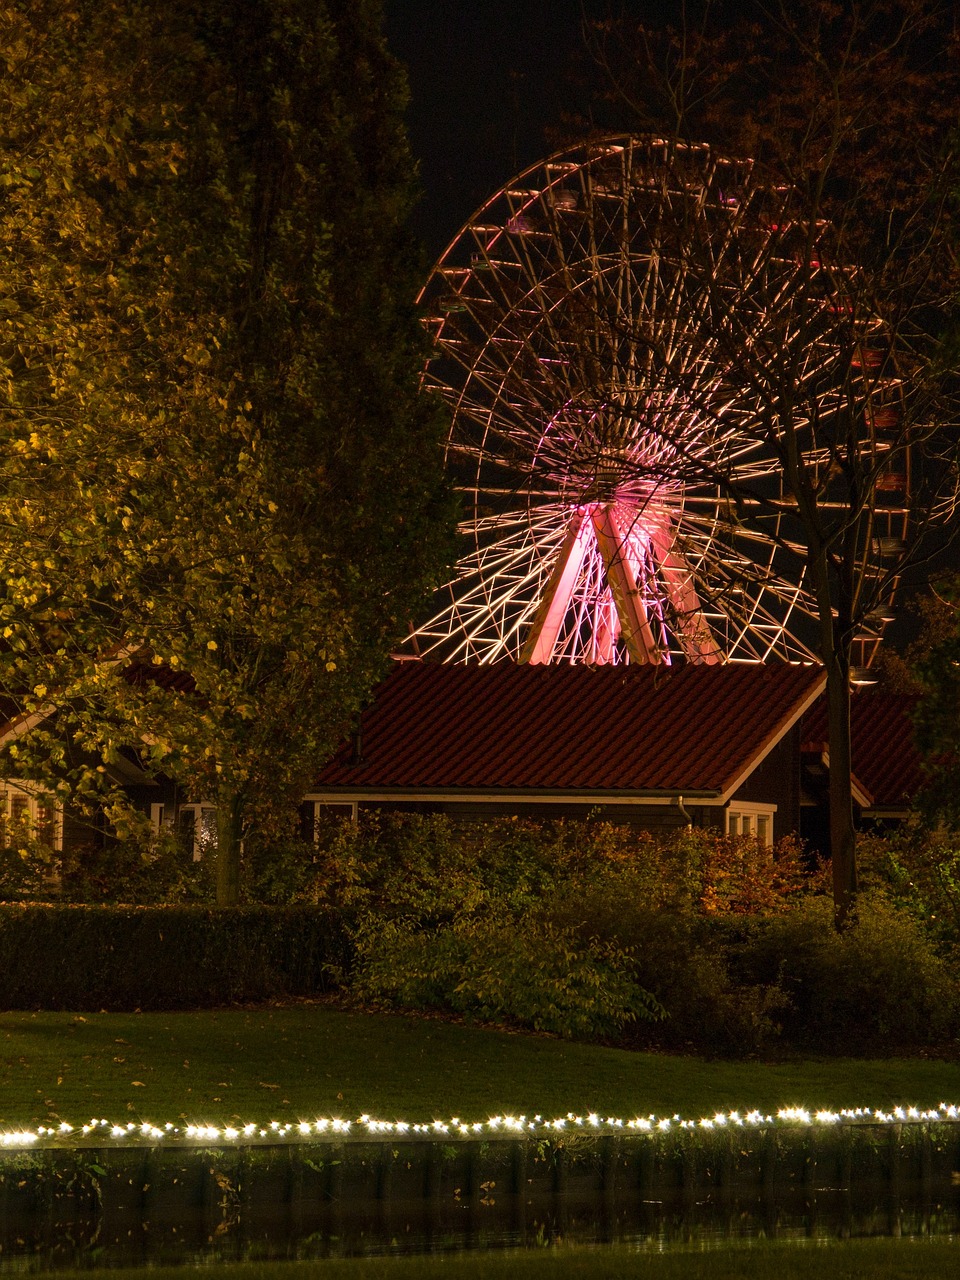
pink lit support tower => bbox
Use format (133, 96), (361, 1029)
(407, 137), (909, 667)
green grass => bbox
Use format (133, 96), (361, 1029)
(1, 1004), (958, 1129)
(23, 1240), (960, 1280)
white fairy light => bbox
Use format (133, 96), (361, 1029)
(2, 1102), (958, 1151)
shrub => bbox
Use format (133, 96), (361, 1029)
(738, 891), (960, 1053)
(543, 886), (788, 1056)
(58, 832), (212, 904)
(350, 909), (660, 1040)
(0, 904), (348, 1010)
(0, 838), (59, 902)
(856, 827), (960, 950)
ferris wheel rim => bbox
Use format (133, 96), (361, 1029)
(412, 133), (910, 668)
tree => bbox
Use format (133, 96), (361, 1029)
(883, 574), (960, 828)
(578, 0), (960, 924)
(0, 0), (452, 903)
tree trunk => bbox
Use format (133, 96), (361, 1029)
(215, 785), (244, 907)
(825, 651), (858, 929)
(810, 547), (858, 929)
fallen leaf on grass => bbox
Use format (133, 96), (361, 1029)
(259, 1082), (279, 1090)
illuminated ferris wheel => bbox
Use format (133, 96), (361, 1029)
(409, 136), (909, 666)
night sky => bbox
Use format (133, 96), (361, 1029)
(385, 0), (637, 262)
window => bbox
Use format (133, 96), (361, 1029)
(725, 802), (776, 847)
(300, 799), (358, 843)
(178, 804), (217, 862)
(0, 782), (62, 850)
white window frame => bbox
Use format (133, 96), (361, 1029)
(0, 781), (63, 850)
(301, 797), (358, 843)
(177, 803), (217, 862)
(725, 802), (777, 846)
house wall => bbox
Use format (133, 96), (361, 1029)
(382, 800), (693, 832)
(726, 724), (801, 841)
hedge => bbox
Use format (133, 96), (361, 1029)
(0, 904), (350, 1010)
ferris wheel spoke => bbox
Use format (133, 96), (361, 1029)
(520, 510), (593, 663)
(645, 516), (723, 664)
(590, 503), (664, 663)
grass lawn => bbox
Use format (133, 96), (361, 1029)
(1, 1003), (958, 1129)
(22, 1240), (960, 1280)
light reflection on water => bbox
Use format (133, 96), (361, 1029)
(0, 1180), (957, 1272)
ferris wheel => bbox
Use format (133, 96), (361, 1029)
(408, 136), (909, 667)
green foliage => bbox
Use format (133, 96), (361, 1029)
(247, 814), (815, 1044)
(311, 815), (956, 1053)
(4, 814), (957, 1053)
(0, 838), (59, 903)
(306, 816), (670, 1039)
(0, 828), (211, 904)
(249, 812), (815, 917)
(57, 834), (212, 906)
(856, 826), (960, 950)
(351, 911), (658, 1040)
(550, 904), (791, 1057)
(0, 1), (452, 902)
(0, 903), (347, 1010)
(738, 891), (960, 1053)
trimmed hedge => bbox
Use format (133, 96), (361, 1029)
(0, 904), (349, 1010)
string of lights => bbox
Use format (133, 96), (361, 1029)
(1, 1104), (957, 1150)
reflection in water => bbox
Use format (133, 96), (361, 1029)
(1, 1180), (957, 1272)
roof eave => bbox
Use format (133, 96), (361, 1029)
(719, 668), (828, 803)
(306, 786), (724, 805)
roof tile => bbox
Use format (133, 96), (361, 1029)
(802, 688), (921, 806)
(317, 661), (825, 794)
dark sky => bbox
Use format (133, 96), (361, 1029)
(384, 0), (622, 261)
(381, 1), (947, 623)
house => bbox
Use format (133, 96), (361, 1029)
(800, 686), (923, 854)
(0, 655), (204, 857)
(308, 660), (828, 845)
(0, 655), (924, 858)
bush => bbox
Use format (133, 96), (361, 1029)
(0, 831), (212, 905)
(0, 838), (59, 902)
(58, 833), (212, 904)
(0, 904), (349, 1010)
(5, 814), (956, 1055)
(543, 888), (789, 1056)
(856, 827), (960, 950)
(350, 908), (661, 1040)
(738, 891), (960, 1053)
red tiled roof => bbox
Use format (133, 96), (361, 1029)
(802, 687), (921, 807)
(316, 661), (825, 796)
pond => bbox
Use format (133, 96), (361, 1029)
(0, 1135), (957, 1272)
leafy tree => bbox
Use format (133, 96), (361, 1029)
(0, 0), (451, 903)
(578, 0), (960, 925)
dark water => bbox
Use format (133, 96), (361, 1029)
(0, 1179), (957, 1271)
(1, 1128), (958, 1271)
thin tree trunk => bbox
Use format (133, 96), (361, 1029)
(825, 652), (857, 928)
(810, 546), (858, 928)
(215, 785), (244, 907)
